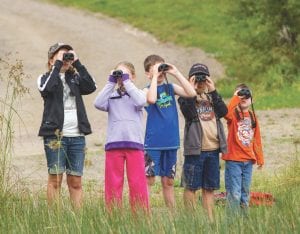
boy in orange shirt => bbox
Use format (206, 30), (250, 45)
(222, 84), (264, 214)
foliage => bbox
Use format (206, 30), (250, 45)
(228, 0), (300, 89)
(0, 54), (29, 199)
(46, 0), (300, 108)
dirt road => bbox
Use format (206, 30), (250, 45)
(0, 0), (299, 190)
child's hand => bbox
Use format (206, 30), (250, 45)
(257, 164), (263, 170)
(234, 88), (241, 96)
(56, 50), (65, 61)
(152, 63), (161, 79)
(165, 63), (179, 76)
(206, 77), (215, 92)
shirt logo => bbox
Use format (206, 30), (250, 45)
(197, 99), (215, 121)
(237, 117), (254, 146)
(156, 92), (173, 108)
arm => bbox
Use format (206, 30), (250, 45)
(205, 77), (228, 118)
(253, 120), (264, 166)
(94, 76), (116, 112)
(73, 60), (97, 95)
(37, 60), (62, 96)
(178, 96), (198, 122)
(209, 90), (228, 118)
(225, 95), (240, 121)
(122, 75), (147, 108)
(145, 63), (159, 104)
(167, 64), (196, 98)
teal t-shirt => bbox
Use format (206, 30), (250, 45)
(144, 83), (180, 150)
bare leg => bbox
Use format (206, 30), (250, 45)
(161, 176), (175, 209)
(67, 175), (83, 209)
(183, 189), (196, 210)
(202, 189), (215, 223)
(147, 176), (155, 193)
(47, 174), (63, 206)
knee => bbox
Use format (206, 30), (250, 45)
(68, 182), (82, 191)
(48, 181), (61, 190)
(147, 176), (155, 186)
(48, 175), (62, 190)
(67, 177), (82, 190)
(162, 177), (174, 188)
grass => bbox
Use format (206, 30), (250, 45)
(1, 2), (299, 233)
(0, 159), (299, 233)
(45, 0), (300, 109)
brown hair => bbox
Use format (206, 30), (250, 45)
(143, 54), (165, 72)
(235, 83), (250, 91)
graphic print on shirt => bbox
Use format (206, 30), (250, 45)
(60, 75), (76, 110)
(156, 91), (173, 108)
(197, 99), (215, 121)
(237, 117), (254, 146)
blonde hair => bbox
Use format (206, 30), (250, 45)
(115, 61), (136, 79)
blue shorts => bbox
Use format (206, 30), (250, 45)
(145, 149), (177, 179)
(43, 136), (86, 176)
(182, 150), (220, 190)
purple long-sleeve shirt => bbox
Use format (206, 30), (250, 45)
(94, 78), (146, 151)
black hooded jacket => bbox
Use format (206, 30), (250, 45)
(37, 60), (96, 137)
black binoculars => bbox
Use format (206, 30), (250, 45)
(63, 52), (74, 61)
(158, 63), (169, 72)
(237, 88), (252, 99)
(112, 70), (123, 78)
(194, 73), (207, 82)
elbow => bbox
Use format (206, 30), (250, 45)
(137, 97), (147, 107)
(94, 102), (101, 110)
(147, 97), (156, 105)
(191, 90), (197, 97)
(187, 89), (197, 97)
(94, 101), (105, 111)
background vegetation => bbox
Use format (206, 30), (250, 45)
(0, 1), (299, 233)
(48, 0), (300, 109)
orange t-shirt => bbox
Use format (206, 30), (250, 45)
(222, 96), (264, 165)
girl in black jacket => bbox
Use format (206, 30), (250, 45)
(37, 42), (96, 208)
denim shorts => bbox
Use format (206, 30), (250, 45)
(145, 149), (177, 179)
(182, 150), (220, 190)
(43, 136), (86, 176)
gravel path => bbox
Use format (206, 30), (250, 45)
(0, 0), (299, 191)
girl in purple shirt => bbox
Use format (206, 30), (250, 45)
(94, 61), (149, 212)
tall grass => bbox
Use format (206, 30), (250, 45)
(0, 159), (299, 233)
(0, 54), (29, 200)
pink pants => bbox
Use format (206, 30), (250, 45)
(105, 149), (149, 211)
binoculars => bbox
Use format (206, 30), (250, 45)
(194, 73), (207, 82)
(112, 70), (123, 78)
(237, 88), (252, 99)
(63, 53), (74, 61)
(158, 63), (169, 72)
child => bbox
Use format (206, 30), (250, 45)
(37, 42), (97, 209)
(143, 55), (196, 208)
(94, 61), (149, 211)
(222, 84), (264, 214)
(178, 63), (227, 222)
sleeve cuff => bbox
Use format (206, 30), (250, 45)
(72, 59), (82, 68)
(122, 73), (130, 81)
(108, 75), (117, 83)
